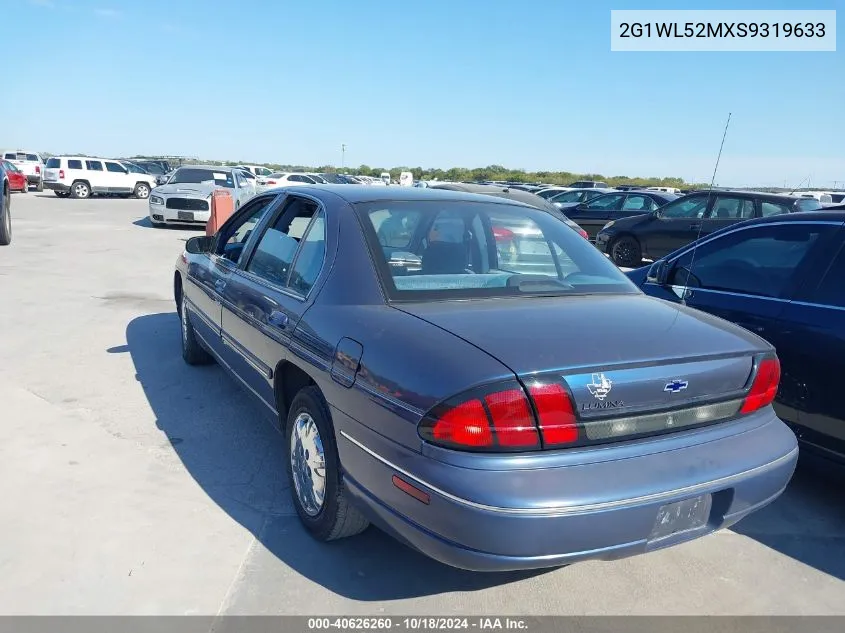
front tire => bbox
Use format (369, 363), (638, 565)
(134, 183), (151, 199)
(71, 181), (90, 199)
(285, 386), (369, 541)
(0, 190), (11, 246)
(610, 235), (642, 268)
(179, 291), (213, 365)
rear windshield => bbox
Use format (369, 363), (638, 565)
(795, 198), (822, 212)
(356, 200), (639, 301)
(169, 168), (234, 188)
(46, 158), (61, 168)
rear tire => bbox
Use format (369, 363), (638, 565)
(285, 386), (370, 541)
(0, 190), (12, 246)
(178, 290), (214, 365)
(134, 182), (151, 199)
(36, 180), (43, 192)
(55, 190), (70, 198)
(610, 235), (642, 268)
(71, 181), (91, 199)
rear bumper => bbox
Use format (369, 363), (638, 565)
(336, 409), (798, 572)
(43, 182), (69, 192)
(26, 174), (42, 184)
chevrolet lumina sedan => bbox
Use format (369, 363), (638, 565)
(149, 165), (255, 227)
(174, 186), (798, 571)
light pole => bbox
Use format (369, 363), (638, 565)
(341, 144), (346, 172)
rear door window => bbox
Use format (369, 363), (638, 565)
(707, 196), (755, 219)
(85, 160), (103, 171)
(67, 160), (83, 170)
(621, 194), (653, 211)
(804, 244), (845, 308)
(761, 201), (792, 217)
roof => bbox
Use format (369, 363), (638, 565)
(174, 164), (236, 173)
(277, 184), (540, 208)
(683, 188), (811, 201)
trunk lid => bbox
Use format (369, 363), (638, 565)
(396, 294), (767, 419)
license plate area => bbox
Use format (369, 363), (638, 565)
(177, 211), (195, 221)
(649, 494), (712, 542)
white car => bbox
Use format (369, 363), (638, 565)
(256, 172), (321, 191)
(148, 165), (255, 227)
(237, 164), (274, 178)
(43, 156), (157, 199)
(2, 150), (45, 192)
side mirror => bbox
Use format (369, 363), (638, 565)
(185, 235), (214, 254)
(646, 259), (670, 285)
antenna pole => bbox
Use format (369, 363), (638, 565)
(681, 112), (731, 306)
(341, 144), (347, 171)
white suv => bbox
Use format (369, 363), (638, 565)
(2, 150), (45, 192)
(43, 156), (157, 199)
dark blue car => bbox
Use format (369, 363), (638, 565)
(174, 185), (798, 571)
(628, 211), (845, 474)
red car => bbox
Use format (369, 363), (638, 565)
(1, 160), (27, 193)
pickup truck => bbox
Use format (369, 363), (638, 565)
(1, 150), (44, 192)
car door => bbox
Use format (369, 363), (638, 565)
(104, 160), (131, 193)
(641, 193), (711, 259)
(777, 230), (845, 463)
(651, 221), (839, 412)
(84, 159), (106, 193)
(696, 194), (756, 239)
(567, 193), (625, 240)
(183, 194), (282, 356)
(220, 194), (329, 407)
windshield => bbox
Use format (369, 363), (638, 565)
(169, 168), (234, 188)
(356, 200), (638, 301)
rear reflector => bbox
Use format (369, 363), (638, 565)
(527, 383), (578, 445)
(741, 357), (781, 414)
(392, 475), (430, 504)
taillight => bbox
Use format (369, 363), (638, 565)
(59, 169), (65, 179)
(527, 382), (578, 445)
(266, 180), (276, 185)
(35, 165), (41, 174)
(492, 226), (515, 242)
(741, 356), (781, 414)
(578, 228), (589, 240)
(419, 381), (540, 451)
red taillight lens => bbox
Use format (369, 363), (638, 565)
(420, 382), (541, 451)
(35, 165), (41, 174)
(59, 169), (65, 179)
(741, 357), (781, 414)
(266, 180), (276, 184)
(578, 228), (589, 240)
(484, 389), (540, 447)
(527, 383), (578, 445)
(431, 398), (493, 448)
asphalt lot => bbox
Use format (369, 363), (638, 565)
(1, 191), (844, 615)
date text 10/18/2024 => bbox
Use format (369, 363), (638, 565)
(307, 618), (529, 631)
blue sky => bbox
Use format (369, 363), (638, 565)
(3, 0), (843, 186)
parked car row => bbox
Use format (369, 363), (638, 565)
(1, 149), (45, 192)
(43, 156), (158, 199)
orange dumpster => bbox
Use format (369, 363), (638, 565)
(206, 189), (234, 236)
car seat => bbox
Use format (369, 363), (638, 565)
(421, 242), (468, 274)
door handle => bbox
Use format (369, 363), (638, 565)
(268, 310), (289, 329)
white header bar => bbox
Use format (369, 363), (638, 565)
(611, 10), (836, 52)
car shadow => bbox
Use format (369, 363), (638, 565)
(132, 217), (200, 231)
(120, 312), (544, 601)
(729, 459), (845, 581)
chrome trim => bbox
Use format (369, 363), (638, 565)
(339, 430), (798, 516)
(221, 332), (273, 379)
(237, 268), (307, 302)
(195, 330), (278, 415)
(669, 285), (791, 303)
(356, 381), (425, 416)
(789, 299), (845, 312)
(289, 338), (330, 370)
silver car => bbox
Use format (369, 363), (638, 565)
(148, 165), (255, 227)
